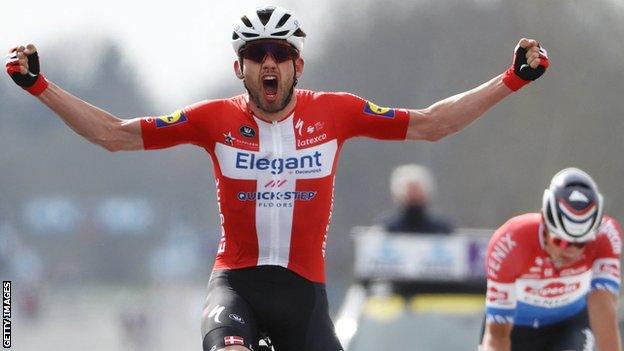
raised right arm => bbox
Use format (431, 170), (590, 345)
(37, 82), (144, 151)
(6, 44), (144, 152)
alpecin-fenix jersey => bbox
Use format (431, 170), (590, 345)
(485, 213), (622, 328)
(140, 89), (410, 283)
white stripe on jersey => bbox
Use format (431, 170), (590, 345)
(256, 116), (296, 266)
(214, 115), (338, 268)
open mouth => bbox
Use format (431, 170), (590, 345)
(262, 75), (278, 99)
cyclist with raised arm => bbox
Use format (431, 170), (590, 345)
(6, 5), (549, 351)
(481, 168), (622, 351)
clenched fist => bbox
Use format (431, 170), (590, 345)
(502, 38), (549, 91)
(5, 44), (49, 95)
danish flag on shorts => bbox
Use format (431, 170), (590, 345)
(224, 336), (244, 346)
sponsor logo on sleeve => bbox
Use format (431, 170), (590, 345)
(486, 287), (509, 303)
(363, 101), (395, 118)
(599, 263), (620, 277)
(156, 110), (188, 128)
(486, 282), (516, 308)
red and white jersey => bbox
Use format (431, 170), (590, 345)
(140, 90), (410, 282)
(485, 213), (622, 327)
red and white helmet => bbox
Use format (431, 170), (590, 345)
(232, 5), (306, 55)
(542, 167), (604, 243)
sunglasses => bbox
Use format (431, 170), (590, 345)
(547, 235), (586, 249)
(239, 41), (299, 63)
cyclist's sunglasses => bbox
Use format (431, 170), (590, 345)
(547, 235), (586, 249)
(239, 41), (299, 63)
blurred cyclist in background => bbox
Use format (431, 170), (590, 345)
(378, 164), (453, 234)
(481, 168), (622, 351)
(6, 5), (548, 351)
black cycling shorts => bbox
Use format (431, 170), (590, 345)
(201, 266), (344, 351)
(480, 310), (594, 351)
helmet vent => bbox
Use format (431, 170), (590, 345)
(241, 16), (253, 28)
(276, 14), (291, 28)
(241, 32), (260, 38)
(257, 9), (273, 26)
(568, 182), (591, 189)
(272, 30), (289, 37)
(232, 33), (239, 40)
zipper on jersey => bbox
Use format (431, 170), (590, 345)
(269, 120), (283, 264)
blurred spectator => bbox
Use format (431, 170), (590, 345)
(14, 246), (44, 320)
(119, 302), (151, 351)
(377, 164), (453, 234)
(0, 223), (45, 320)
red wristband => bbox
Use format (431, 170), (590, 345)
(501, 67), (529, 92)
(25, 74), (49, 96)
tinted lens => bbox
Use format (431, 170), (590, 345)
(271, 45), (298, 61)
(572, 242), (586, 249)
(240, 42), (298, 63)
(240, 45), (267, 62)
(550, 237), (586, 249)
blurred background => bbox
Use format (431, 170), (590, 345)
(1, 0), (623, 350)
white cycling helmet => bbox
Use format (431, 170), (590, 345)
(232, 5), (306, 55)
(542, 167), (604, 243)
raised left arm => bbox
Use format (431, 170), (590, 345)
(406, 38), (549, 141)
(588, 290), (622, 351)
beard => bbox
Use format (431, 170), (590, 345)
(244, 75), (297, 114)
